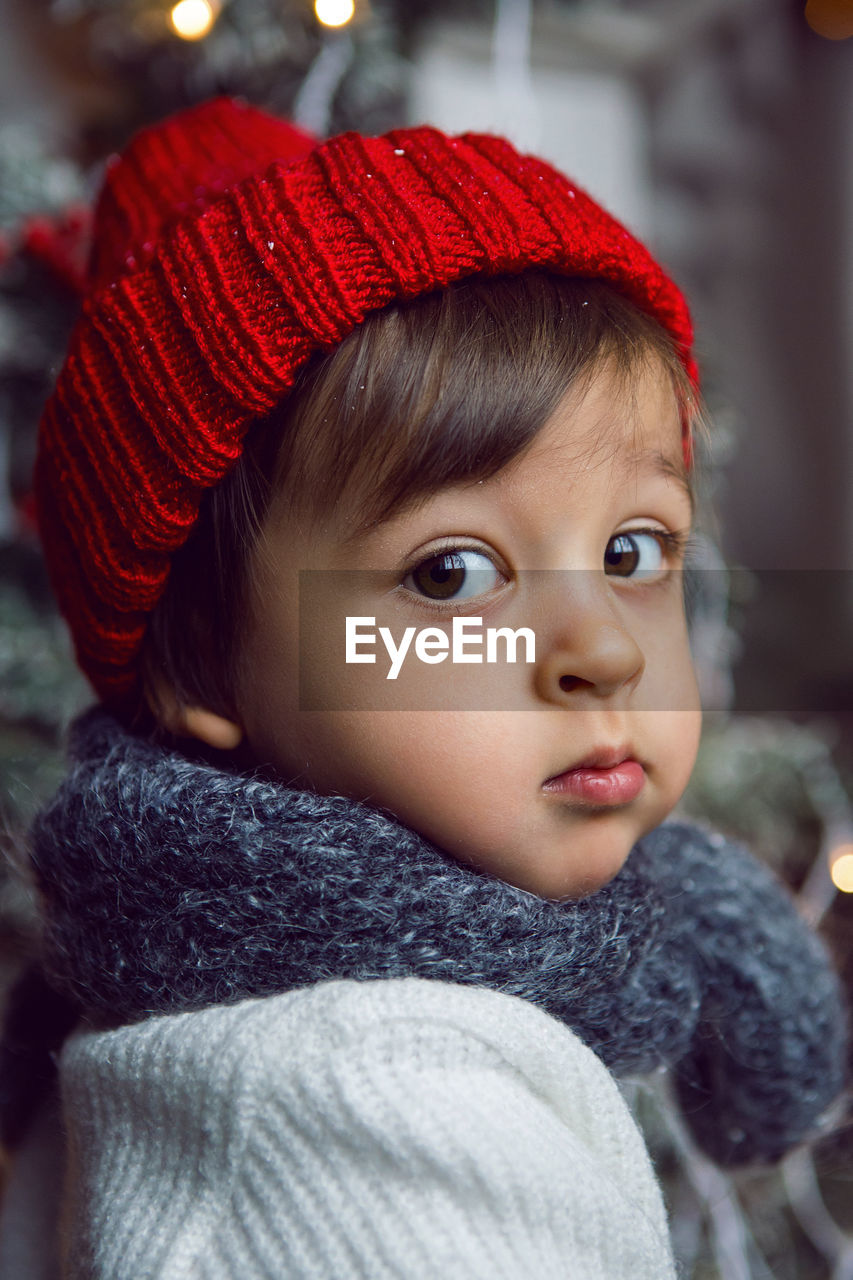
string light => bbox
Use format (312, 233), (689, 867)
(830, 845), (853, 893)
(170, 0), (218, 40)
(314, 0), (355, 28)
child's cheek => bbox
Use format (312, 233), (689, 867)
(646, 706), (703, 821)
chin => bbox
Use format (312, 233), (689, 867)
(536, 833), (636, 902)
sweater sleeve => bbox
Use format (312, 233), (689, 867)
(59, 978), (677, 1280)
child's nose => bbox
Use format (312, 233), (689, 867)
(533, 578), (645, 705)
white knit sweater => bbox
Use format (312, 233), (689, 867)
(1, 977), (677, 1279)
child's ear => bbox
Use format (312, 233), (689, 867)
(145, 676), (244, 751)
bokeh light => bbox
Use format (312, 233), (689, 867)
(830, 846), (853, 892)
(314, 0), (355, 29)
(805, 0), (853, 40)
(170, 0), (217, 40)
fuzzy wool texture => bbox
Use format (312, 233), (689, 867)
(30, 705), (848, 1169)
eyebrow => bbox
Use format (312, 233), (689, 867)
(622, 448), (695, 516)
(338, 445), (695, 549)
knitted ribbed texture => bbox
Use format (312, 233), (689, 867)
(33, 98), (696, 705)
(28, 705), (848, 1170)
(59, 979), (677, 1279)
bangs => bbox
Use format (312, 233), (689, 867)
(263, 272), (695, 540)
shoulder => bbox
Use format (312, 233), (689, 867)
(63, 978), (644, 1162)
(61, 979), (677, 1279)
(64, 975), (617, 1080)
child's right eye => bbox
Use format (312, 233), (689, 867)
(402, 549), (502, 602)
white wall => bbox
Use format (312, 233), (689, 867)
(408, 18), (652, 244)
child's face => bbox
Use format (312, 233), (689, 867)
(232, 355), (701, 900)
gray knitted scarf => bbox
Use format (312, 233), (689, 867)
(25, 705), (849, 1167)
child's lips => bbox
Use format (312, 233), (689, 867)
(542, 749), (645, 805)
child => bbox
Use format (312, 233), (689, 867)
(0, 98), (847, 1279)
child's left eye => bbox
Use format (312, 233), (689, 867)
(403, 549), (501, 601)
(604, 531), (668, 578)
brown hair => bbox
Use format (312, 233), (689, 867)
(135, 270), (700, 737)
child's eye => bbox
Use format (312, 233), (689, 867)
(604, 530), (670, 579)
(403, 549), (502, 601)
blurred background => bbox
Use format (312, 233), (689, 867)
(1, 0), (852, 1275)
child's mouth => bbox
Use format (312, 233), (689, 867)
(542, 751), (645, 805)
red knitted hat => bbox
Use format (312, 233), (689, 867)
(34, 97), (697, 707)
